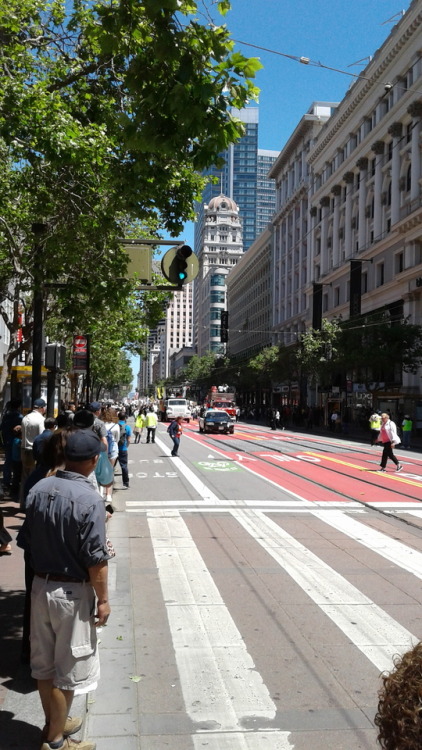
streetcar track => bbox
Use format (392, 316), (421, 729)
(185, 424), (422, 516)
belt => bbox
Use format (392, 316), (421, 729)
(35, 572), (88, 583)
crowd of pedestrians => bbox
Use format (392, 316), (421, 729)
(0, 395), (171, 749)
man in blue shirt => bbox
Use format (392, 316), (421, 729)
(18, 430), (110, 750)
(117, 412), (132, 489)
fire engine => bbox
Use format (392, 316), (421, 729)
(205, 386), (237, 418)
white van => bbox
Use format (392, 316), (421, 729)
(163, 398), (191, 422)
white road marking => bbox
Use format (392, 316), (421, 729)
(310, 509), (422, 579)
(154, 435), (223, 505)
(149, 512), (293, 750)
(233, 510), (416, 672)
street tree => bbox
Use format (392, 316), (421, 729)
(183, 353), (217, 388)
(0, 0), (261, 406)
(295, 319), (341, 388)
(336, 311), (422, 385)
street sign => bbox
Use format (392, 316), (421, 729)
(74, 335), (87, 350)
(124, 244), (153, 283)
(72, 334), (89, 373)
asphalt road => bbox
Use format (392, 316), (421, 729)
(107, 420), (422, 750)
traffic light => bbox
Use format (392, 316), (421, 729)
(220, 311), (229, 343)
(161, 244), (199, 286)
(175, 245), (191, 283)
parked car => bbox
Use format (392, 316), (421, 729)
(198, 410), (234, 434)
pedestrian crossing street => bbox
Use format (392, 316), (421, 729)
(124, 501), (422, 749)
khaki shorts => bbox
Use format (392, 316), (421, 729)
(30, 575), (100, 691)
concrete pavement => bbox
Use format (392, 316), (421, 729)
(0, 479), (139, 750)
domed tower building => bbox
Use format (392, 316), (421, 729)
(193, 194), (243, 356)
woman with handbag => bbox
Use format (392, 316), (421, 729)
(377, 413), (403, 473)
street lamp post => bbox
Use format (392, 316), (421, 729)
(31, 222), (48, 405)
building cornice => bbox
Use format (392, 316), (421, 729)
(272, 183), (308, 224)
(308, 8), (422, 166)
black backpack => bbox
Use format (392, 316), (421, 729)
(118, 423), (126, 447)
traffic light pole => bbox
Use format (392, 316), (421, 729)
(136, 284), (187, 291)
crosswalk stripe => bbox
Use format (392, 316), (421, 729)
(233, 509), (415, 672)
(149, 512), (294, 749)
(310, 509), (422, 579)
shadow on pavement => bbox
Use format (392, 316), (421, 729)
(0, 709), (41, 750)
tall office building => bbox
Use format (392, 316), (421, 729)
(194, 194), (243, 356)
(256, 149), (280, 236)
(194, 108), (279, 254)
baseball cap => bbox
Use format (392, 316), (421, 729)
(34, 398), (46, 408)
(64, 429), (106, 461)
(73, 409), (95, 428)
(88, 401), (101, 412)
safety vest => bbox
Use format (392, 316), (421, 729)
(369, 414), (381, 430)
(145, 413), (157, 427)
(402, 418), (412, 432)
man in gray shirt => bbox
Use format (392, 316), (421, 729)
(18, 429), (111, 750)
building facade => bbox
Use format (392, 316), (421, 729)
(306, 0), (422, 419)
(226, 226), (273, 359)
(256, 149), (279, 237)
(194, 194), (243, 355)
(269, 103), (338, 348)
(194, 108), (278, 254)
(161, 282), (193, 379)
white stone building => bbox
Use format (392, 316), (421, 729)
(306, 0), (422, 417)
(161, 282), (193, 378)
(269, 103), (338, 347)
(226, 226), (273, 359)
(193, 194), (243, 355)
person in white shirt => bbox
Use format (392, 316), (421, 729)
(20, 398), (46, 497)
(377, 412), (403, 473)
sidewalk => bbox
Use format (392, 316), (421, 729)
(0, 477), (138, 749)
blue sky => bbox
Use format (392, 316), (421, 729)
(220, 0), (410, 151)
(131, 0), (411, 387)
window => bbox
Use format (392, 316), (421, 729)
(210, 291), (225, 304)
(395, 252), (404, 274)
(406, 164), (411, 192)
(211, 273), (226, 286)
(376, 262), (385, 287)
(334, 286), (340, 306)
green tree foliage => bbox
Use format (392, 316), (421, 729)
(296, 319), (341, 386)
(90, 346), (133, 401)
(183, 353), (217, 387)
(0, 0), (261, 404)
(336, 312), (422, 384)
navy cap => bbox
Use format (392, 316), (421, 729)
(64, 429), (106, 461)
(34, 398), (46, 407)
(73, 409), (95, 428)
(88, 401), (101, 412)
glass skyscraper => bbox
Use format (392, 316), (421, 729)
(194, 108), (279, 254)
